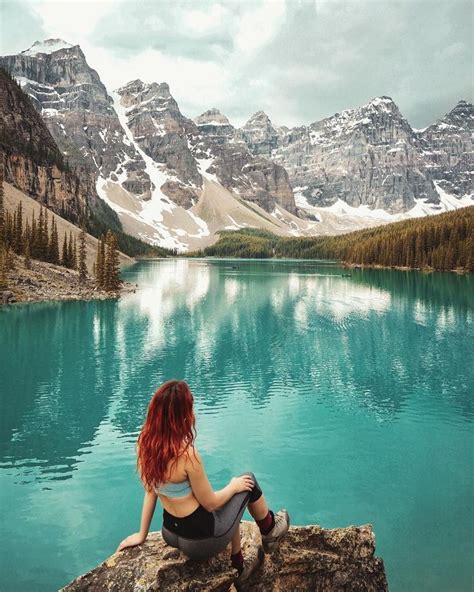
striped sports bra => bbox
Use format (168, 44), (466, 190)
(154, 477), (193, 498)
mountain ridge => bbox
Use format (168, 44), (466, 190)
(1, 38), (472, 251)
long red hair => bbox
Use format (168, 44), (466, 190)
(136, 379), (196, 492)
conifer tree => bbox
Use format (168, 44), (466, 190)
(104, 230), (121, 291)
(72, 234), (77, 270)
(78, 226), (87, 280)
(49, 218), (60, 265)
(0, 167), (5, 247)
(24, 239), (31, 270)
(61, 233), (68, 267)
(14, 202), (23, 254)
(37, 206), (47, 261)
(67, 232), (74, 269)
(0, 247), (8, 291)
(95, 235), (105, 289)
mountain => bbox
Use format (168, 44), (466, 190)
(191, 107), (296, 214)
(1, 39), (472, 251)
(418, 100), (473, 198)
(239, 97), (444, 214)
(1, 41), (308, 250)
(0, 67), (168, 257)
(0, 67), (91, 224)
(0, 40), (151, 197)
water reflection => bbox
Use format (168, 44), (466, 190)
(1, 259), (472, 483)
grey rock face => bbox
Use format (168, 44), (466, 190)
(0, 41), (151, 199)
(418, 100), (473, 197)
(239, 97), (443, 213)
(191, 108), (296, 213)
(237, 110), (284, 157)
(115, 79), (201, 207)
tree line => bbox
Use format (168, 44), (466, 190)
(0, 170), (122, 292)
(198, 207), (474, 272)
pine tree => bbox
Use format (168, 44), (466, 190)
(24, 239), (31, 270)
(0, 167), (5, 246)
(104, 230), (121, 291)
(49, 218), (60, 265)
(67, 232), (74, 269)
(95, 235), (105, 289)
(72, 235), (77, 270)
(0, 245), (8, 290)
(37, 206), (47, 261)
(78, 226), (87, 280)
(61, 233), (68, 267)
(43, 208), (49, 260)
(14, 201), (23, 254)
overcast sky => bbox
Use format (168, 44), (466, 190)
(1, 0), (472, 128)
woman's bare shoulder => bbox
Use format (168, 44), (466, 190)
(183, 445), (202, 469)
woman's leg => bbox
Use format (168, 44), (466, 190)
(248, 494), (270, 521)
(231, 523), (242, 555)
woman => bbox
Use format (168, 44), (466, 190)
(116, 379), (290, 589)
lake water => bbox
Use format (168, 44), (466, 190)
(0, 259), (473, 591)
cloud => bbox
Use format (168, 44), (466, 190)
(0, 0), (472, 129)
(0, 0), (46, 55)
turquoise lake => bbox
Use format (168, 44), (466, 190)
(0, 258), (473, 591)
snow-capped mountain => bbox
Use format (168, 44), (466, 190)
(237, 97), (473, 216)
(418, 100), (473, 198)
(1, 39), (472, 250)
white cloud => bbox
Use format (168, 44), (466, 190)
(28, 0), (113, 44)
(2, 0), (472, 129)
(234, 0), (286, 56)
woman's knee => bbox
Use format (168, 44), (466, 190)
(241, 471), (263, 503)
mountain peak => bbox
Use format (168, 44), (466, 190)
(194, 108), (231, 127)
(244, 111), (273, 127)
(366, 96), (397, 110)
(22, 39), (74, 56)
(439, 99), (474, 130)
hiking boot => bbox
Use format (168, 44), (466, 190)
(234, 544), (264, 591)
(261, 509), (290, 552)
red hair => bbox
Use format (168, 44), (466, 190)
(136, 379), (196, 492)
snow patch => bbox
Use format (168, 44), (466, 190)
(22, 39), (73, 56)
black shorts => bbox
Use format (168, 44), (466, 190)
(161, 472), (263, 559)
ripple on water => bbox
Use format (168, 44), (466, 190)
(1, 259), (473, 592)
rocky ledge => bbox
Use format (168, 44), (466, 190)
(1, 255), (136, 305)
(61, 521), (388, 592)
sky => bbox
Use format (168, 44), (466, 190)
(0, 0), (472, 128)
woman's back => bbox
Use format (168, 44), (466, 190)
(156, 450), (200, 517)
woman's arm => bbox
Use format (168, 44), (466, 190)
(185, 447), (254, 512)
(116, 487), (157, 552)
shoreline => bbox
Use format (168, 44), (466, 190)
(1, 256), (137, 306)
(179, 254), (471, 274)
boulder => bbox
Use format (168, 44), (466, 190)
(1, 290), (15, 305)
(61, 521), (388, 591)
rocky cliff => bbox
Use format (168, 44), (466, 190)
(191, 108), (296, 214)
(239, 97), (446, 214)
(418, 100), (473, 198)
(0, 40), (151, 200)
(0, 67), (90, 223)
(60, 521), (388, 592)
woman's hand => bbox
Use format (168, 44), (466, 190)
(230, 475), (255, 494)
(116, 532), (146, 552)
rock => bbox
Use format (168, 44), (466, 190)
(238, 97), (444, 213)
(418, 100), (474, 198)
(191, 109), (297, 213)
(1, 290), (15, 305)
(60, 521), (388, 592)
